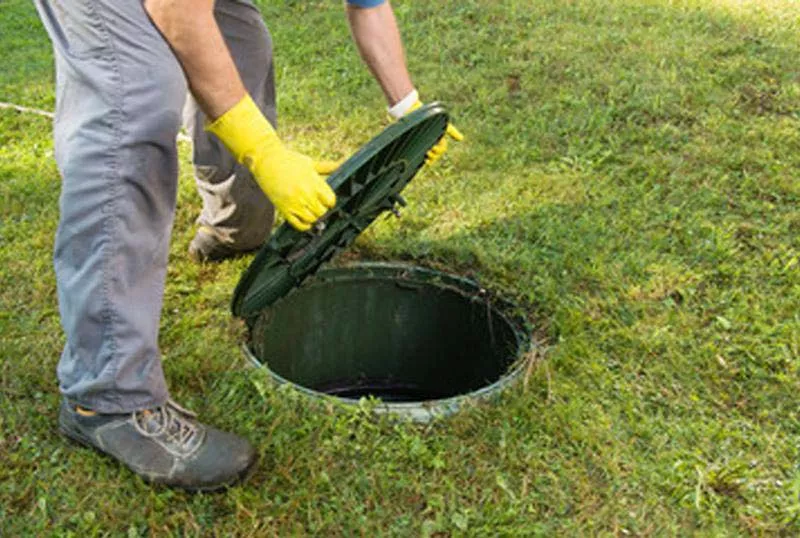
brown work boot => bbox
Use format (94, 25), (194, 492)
(58, 399), (257, 492)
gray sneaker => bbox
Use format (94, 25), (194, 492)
(188, 226), (259, 262)
(58, 399), (257, 492)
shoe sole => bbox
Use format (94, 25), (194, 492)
(58, 426), (258, 493)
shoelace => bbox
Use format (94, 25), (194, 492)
(132, 399), (199, 450)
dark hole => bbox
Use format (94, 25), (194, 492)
(314, 378), (452, 402)
(249, 268), (523, 403)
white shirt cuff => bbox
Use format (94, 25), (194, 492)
(388, 89), (419, 119)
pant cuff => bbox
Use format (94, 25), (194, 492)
(65, 389), (170, 415)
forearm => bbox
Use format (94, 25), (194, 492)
(347, 1), (414, 106)
(144, 0), (245, 120)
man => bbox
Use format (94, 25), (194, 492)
(33, 0), (462, 491)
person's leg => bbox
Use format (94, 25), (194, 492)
(185, 0), (276, 260)
(34, 0), (256, 490)
(36, 0), (186, 413)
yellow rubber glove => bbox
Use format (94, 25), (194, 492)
(314, 159), (345, 176)
(207, 95), (336, 231)
(389, 90), (464, 166)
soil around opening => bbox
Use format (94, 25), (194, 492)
(247, 263), (530, 420)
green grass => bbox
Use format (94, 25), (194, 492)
(2, 0), (799, 534)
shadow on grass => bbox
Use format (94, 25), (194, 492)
(350, 195), (641, 344)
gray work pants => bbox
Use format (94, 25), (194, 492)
(34, 0), (275, 413)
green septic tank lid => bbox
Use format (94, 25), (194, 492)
(231, 103), (450, 319)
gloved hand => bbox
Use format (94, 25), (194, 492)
(207, 95), (336, 231)
(388, 89), (464, 165)
(314, 159), (345, 176)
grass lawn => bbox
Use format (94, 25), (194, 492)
(2, 0), (799, 534)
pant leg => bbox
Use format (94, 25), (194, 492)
(34, 0), (187, 413)
(183, 0), (276, 250)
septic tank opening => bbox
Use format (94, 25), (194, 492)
(246, 263), (530, 420)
